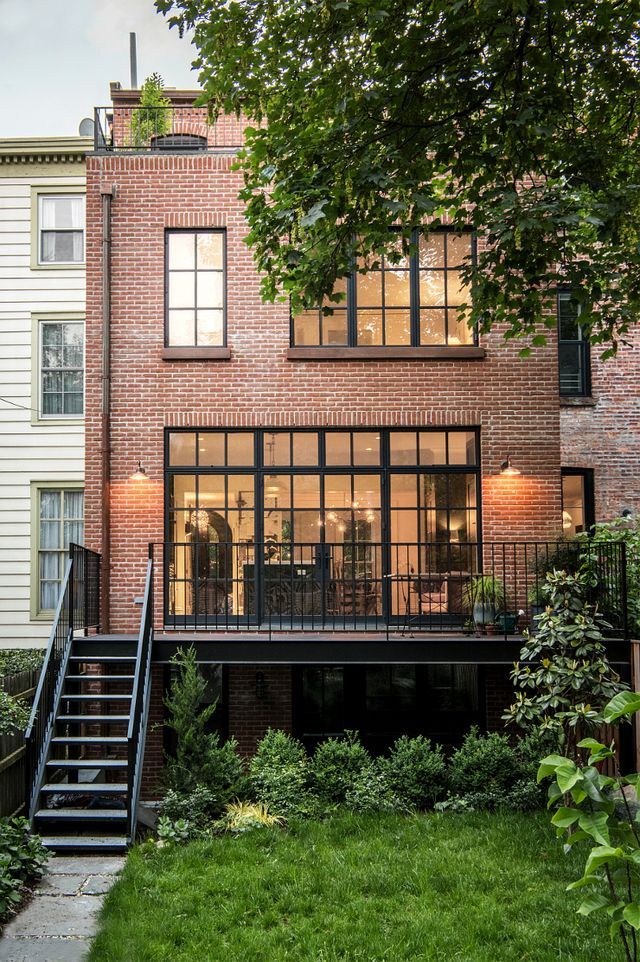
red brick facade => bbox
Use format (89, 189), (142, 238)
(85, 92), (637, 791)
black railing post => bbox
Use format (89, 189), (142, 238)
(68, 545), (75, 635)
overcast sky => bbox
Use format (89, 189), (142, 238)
(0, 0), (198, 138)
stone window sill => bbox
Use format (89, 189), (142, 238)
(287, 346), (486, 361)
(560, 396), (596, 407)
(162, 347), (231, 361)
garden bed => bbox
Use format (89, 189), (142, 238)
(88, 812), (619, 962)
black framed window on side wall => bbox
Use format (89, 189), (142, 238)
(561, 468), (595, 536)
(558, 290), (591, 397)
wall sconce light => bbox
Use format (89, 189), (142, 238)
(130, 461), (147, 480)
(500, 455), (521, 477)
(255, 671), (266, 700)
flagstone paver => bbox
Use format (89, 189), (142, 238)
(0, 855), (124, 962)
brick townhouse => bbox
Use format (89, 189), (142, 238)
(26, 84), (639, 850)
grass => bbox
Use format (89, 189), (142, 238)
(89, 812), (622, 962)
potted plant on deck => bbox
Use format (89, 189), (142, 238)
(462, 574), (506, 634)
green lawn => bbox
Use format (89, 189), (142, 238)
(89, 812), (622, 962)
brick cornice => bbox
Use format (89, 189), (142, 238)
(163, 410), (485, 428)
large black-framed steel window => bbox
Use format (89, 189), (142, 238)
(293, 664), (481, 752)
(165, 427), (481, 623)
(558, 290), (591, 396)
(292, 230), (476, 347)
(165, 229), (226, 347)
(561, 468), (595, 537)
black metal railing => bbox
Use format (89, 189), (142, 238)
(153, 539), (628, 640)
(25, 544), (101, 818)
(127, 551), (154, 841)
(94, 106), (244, 152)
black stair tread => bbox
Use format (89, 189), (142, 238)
(65, 674), (134, 681)
(40, 836), (129, 850)
(41, 782), (127, 793)
(61, 694), (132, 700)
(52, 736), (127, 744)
(46, 759), (128, 768)
(56, 715), (130, 722)
(69, 652), (138, 665)
(35, 808), (128, 819)
(73, 633), (138, 642)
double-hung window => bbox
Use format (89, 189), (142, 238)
(34, 487), (84, 614)
(38, 194), (85, 265)
(293, 230), (475, 348)
(40, 321), (84, 417)
(558, 291), (591, 396)
(166, 230), (226, 347)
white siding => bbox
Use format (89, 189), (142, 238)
(0, 172), (85, 648)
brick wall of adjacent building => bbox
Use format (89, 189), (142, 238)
(85, 151), (564, 634)
(560, 334), (640, 521)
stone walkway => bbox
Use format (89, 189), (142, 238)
(0, 855), (124, 962)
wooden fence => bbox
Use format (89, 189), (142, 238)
(0, 669), (39, 817)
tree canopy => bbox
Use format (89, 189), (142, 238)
(157, 0), (640, 355)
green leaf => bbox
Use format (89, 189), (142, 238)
(551, 807), (581, 829)
(623, 904), (640, 930)
(577, 893), (610, 916)
(538, 754), (570, 782)
(584, 846), (623, 877)
(578, 811), (610, 846)
(604, 692), (640, 723)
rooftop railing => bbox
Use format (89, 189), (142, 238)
(93, 106), (245, 153)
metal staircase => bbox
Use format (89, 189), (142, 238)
(25, 546), (153, 852)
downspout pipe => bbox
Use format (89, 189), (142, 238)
(101, 186), (114, 632)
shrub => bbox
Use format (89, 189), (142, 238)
(505, 570), (626, 758)
(448, 727), (521, 797)
(0, 818), (47, 920)
(164, 646), (245, 803)
(383, 735), (448, 810)
(310, 731), (371, 806)
(0, 650), (44, 677)
(579, 515), (640, 637)
(344, 762), (405, 814)
(160, 785), (221, 831)
(0, 691), (30, 737)
(216, 801), (285, 835)
(249, 729), (314, 817)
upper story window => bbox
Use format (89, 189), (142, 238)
(40, 320), (84, 417)
(558, 291), (591, 396)
(38, 194), (85, 264)
(166, 230), (226, 347)
(293, 230), (475, 348)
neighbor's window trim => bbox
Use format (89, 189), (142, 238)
(290, 227), (478, 349)
(31, 314), (85, 426)
(164, 227), (228, 349)
(30, 184), (86, 270)
(557, 288), (591, 398)
(30, 481), (84, 620)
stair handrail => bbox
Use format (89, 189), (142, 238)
(24, 555), (74, 819)
(127, 554), (154, 841)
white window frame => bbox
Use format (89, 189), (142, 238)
(31, 314), (85, 425)
(30, 482), (84, 619)
(30, 184), (85, 270)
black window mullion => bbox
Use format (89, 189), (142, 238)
(443, 232), (449, 345)
(410, 230), (419, 346)
(348, 271), (357, 346)
(193, 234), (199, 345)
